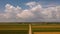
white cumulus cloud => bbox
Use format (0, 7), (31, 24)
(16, 9), (35, 19)
(0, 2), (60, 22)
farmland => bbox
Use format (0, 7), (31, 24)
(34, 32), (60, 34)
(0, 23), (60, 34)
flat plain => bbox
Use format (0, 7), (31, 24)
(0, 23), (60, 34)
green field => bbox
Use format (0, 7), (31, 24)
(0, 24), (29, 34)
(0, 23), (60, 34)
(0, 30), (28, 34)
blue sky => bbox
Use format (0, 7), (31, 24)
(0, 0), (60, 22)
(0, 0), (60, 10)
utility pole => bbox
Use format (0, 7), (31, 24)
(29, 24), (32, 34)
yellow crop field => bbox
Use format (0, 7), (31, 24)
(34, 32), (60, 34)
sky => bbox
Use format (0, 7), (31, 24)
(0, 0), (60, 22)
